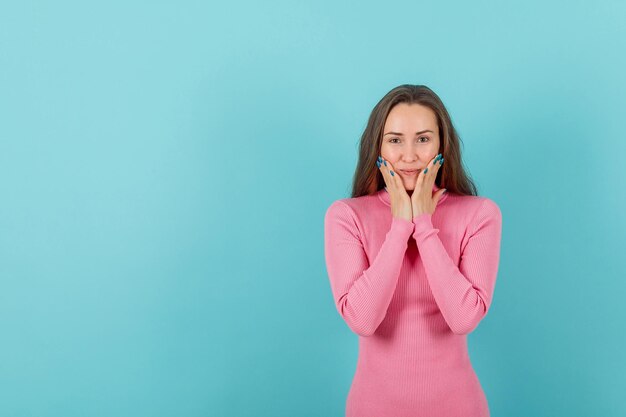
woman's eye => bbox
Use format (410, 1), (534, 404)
(389, 136), (429, 143)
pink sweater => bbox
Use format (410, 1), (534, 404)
(324, 183), (502, 417)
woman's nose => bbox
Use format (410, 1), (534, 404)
(401, 154), (418, 162)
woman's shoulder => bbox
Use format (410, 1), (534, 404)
(328, 192), (379, 211)
(450, 194), (502, 227)
(324, 193), (381, 230)
(453, 193), (500, 209)
(324, 196), (362, 220)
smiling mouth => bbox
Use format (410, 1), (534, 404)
(399, 170), (419, 176)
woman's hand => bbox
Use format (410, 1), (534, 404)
(377, 156), (413, 222)
(411, 153), (446, 218)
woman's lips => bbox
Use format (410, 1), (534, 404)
(399, 169), (419, 176)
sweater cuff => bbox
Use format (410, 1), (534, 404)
(412, 212), (434, 232)
(390, 216), (415, 240)
(412, 213), (438, 244)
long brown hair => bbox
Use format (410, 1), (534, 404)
(351, 84), (478, 198)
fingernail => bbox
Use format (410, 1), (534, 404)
(390, 170), (394, 176)
(439, 158), (444, 165)
(435, 153), (442, 162)
(424, 168), (428, 173)
(376, 160), (381, 168)
(383, 161), (387, 166)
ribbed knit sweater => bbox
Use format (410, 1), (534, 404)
(323, 183), (502, 417)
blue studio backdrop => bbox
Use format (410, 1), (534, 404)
(1, 1), (625, 416)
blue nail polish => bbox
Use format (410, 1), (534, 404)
(435, 154), (442, 162)
(390, 170), (394, 176)
(439, 158), (444, 165)
(383, 161), (387, 166)
(376, 161), (381, 167)
(424, 168), (428, 173)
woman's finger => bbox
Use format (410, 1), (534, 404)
(381, 156), (403, 191)
(430, 153), (443, 186)
(390, 161), (405, 190)
(377, 156), (391, 188)
(416, 161), (427, 187)
(383, 157), (401, 189)
(421, 153), (443, 186)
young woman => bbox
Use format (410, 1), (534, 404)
(324, 84), (502, 417)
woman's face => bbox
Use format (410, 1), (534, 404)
(380, 103), (441, 191)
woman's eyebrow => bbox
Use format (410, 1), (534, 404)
(384, 130), (434, 136)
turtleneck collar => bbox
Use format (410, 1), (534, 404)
(377, 182), (448, 207)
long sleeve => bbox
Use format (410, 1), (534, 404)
(324, 201), (414, 337)
(412, 199), (502, 335)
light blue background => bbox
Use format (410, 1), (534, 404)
(1, 1), (625, 416)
